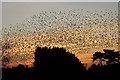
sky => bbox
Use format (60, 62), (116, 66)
(0, 1), (119, 38)
(0, 2), (1, 38)
(2, 2), (118, 26)
(0, 0), (119, 68)
(0, 0), (119, 36)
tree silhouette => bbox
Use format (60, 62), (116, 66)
(2, 54), (10, 67)
(92, 49), (120, 66)
(92, 52), (105, 66)
(33, 47), (86, 73)
(103, 49), (120, 65)
(2, 47), (87, 80)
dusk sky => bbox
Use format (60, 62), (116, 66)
(1, 1), (120, 79)
(1, 2), (119, 68)
(3, 2), (117, 26)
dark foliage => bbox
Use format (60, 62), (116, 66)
(2, 48), (120, 80)
(33, 47), (86, 73)
(88, 49), (120, 79)
(2, 47), (86, 80)
(2, 54), (10, 67)
(92, 49), (120, 65)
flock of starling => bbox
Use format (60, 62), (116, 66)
(1, 9), (118, 66)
